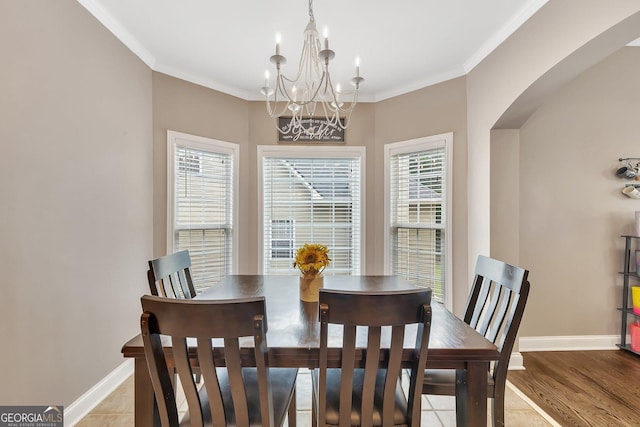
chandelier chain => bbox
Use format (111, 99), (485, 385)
(308, 0), (315, 23)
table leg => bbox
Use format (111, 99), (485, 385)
(455, 361), (489, 427)
(134, 357), (159, 427)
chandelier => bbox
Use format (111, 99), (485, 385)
(260, 0), (364, 141)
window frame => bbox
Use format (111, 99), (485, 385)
(257, 145), (366, 275)
(167, 130), (239, 277)
(383, 133), (452, 309)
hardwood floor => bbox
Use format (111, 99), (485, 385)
(508, 350), (640, 427)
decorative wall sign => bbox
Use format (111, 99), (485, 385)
(278, 117), (345, 143)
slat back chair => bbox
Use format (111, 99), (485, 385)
(313, 288), (432, 427)
(422, 255), (530, 427)
(140, 295), (298, 427)
(147, 250), (197, 299)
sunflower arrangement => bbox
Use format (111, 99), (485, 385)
(293, 243), (330, 277)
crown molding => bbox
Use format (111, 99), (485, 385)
(464, 0), (549, 73)
(76, 0), (156, 68)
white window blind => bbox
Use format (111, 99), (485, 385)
(387, 135), (450, 303)
(168, 132), (237, 293)
(261, 150), (362, 275)
(271, 219), (295, 259)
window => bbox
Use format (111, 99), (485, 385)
(167, 131), (238, 293)
(259, 146), (364, 275)
(271, 219), (295, 259)
(385, 133), (452, 305)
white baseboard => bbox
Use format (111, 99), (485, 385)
(508, 352), (525, 370)
(519, 335), (620, 352)
(510, 335), (620, 370)
(65, 359), (134, 426)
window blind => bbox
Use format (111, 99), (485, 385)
(262, 156), (361, 275)
(390, 145), (446, 301)
(173, 144), (233, 292)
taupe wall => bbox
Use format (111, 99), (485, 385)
(374, 78), (469, 315)
(490, 129), (520, 266)
(1, 0), (152, 406)
(467, 0), (640, 287)
(151, 73), (248, 268)
(513, 47), (640, 337)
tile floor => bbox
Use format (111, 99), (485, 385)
(75, 370), (557, 426)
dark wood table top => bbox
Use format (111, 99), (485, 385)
(122, 275), (498, 369)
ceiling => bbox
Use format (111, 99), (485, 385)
(79, 0), (549, 102)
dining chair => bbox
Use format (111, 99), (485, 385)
(147, 250), (197, 299)
(421, 255), (530, 427)
(140, 295), (298, 427)
(312, 287), (432, 427)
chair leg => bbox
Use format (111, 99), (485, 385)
(311, 389), (317, 427)
(492, 393), (505, 427)
(288, 386), (297, 427)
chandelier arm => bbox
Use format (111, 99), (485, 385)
(268, 115), (285, 134)
(276, 33), (313, 87)
(324, 69), (358, 115)
(265, 98), (294, 119)
(314, 99), (338, 126)
(279, 73), (327, 108)
(304, 72), (327, 107)
(291, 37), (311, 83)
(339, 102), (357, 129)
(336, 92), (359, 129)
(265, 78), (294, 118)
(275, 74), (303, 112)
(325, 106), (341, 126)
(318, 99), (350, 131)
(333, 97), (357, 114)
(322, 72), (340, 109)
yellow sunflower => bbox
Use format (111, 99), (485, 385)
(293, 243), (330, 276)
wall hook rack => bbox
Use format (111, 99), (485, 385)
(616, 158), (640, 180)
(618, 159), (640, 197)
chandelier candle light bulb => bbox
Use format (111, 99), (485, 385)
(323, 27), (329, 50)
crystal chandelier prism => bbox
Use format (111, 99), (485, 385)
(260, 0), (364, 141)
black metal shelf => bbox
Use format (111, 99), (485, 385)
(619, 271), (640, 277)
(617, 307), (640, 317)
(618, 235), (640, 354)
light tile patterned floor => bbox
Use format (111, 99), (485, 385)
(75, 370), (555, 426)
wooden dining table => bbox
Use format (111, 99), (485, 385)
(122, 275), (499, 427)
